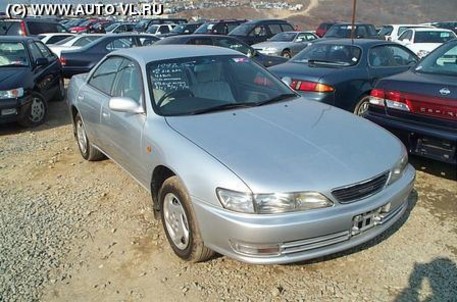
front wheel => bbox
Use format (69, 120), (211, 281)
(354, 95), (371, 116)
(159, 176), (214, 262)
(18, 93), (47, 127)
(281, 50), (292, 59)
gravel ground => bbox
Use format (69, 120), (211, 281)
(0, 101), (456, 302)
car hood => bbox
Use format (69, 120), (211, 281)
(0, 67), (29, 90)
(165, 98), (402, 193)
(253, 41), (294, 49)
(269, 61), (344, 81)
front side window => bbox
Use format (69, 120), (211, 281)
(35, 42), (54, 59)
(214, 37), (250, 55)
(268, 24), (282, 35)
(147, 55), (294, 116)
(112, 59), (143, 104)
(369, 45), (417, 67)
(88, 57), (123, 95)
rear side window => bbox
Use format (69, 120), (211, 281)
(105, 37), (134, 51)
(28, 22), (68, 35)
(281, 24), (294, 32)
(0, 21), (22, 35)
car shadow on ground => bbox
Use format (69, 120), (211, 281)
(288, 189), (419, 266)
(0, 100), (71, 136)
(409, 155), (457, 181)
(393, 257), (457, 301)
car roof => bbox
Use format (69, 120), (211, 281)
(111, 45), (242, 64)
(242, 19), (290, 25)
(0, 36), (38, 42)
(313, 38), (395, 46)
(408, 28), (455, 32)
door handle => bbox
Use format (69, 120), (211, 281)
(77, 95), (84, 101)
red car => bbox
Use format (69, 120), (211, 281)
(69, 19), (110, 33)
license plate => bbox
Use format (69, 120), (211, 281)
(1, 109), (17, 116)
(351, 203), (391, 236)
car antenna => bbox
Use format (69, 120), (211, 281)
(350, 0), (357, 43)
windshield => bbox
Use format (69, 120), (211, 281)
(0, 42), (29, 67)
(291, 43), (361, 66)
(147, 25), (159, 33)
(194, 23), (213, 34)
(229, 23), (253, 36)
(270, 32), (297, 42)
(54, 35), (75, 45)
(134, 19), (149, 31)
(147, 55), (295, 116)
(415, 42), (457, 76)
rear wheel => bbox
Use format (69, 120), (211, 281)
(281, 50), (292, 59)
(74, 113), (105, 161)
(18, 93), (47, 127)
(159, 176), (214, 262)
(354, 95), (371, 116)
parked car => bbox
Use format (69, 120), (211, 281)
(66, 45), (415, 264)
(269, 39), (419, 115)
(146, 24), (176, 36)
(315, 21), (339, 38)
(61, 18), (86, 30)
(134, 18), (187, 33)
(431, 21), (457, 34)
(194, 19), (247, 36)
(0, 18), (69, 36)
(49, 34), (104, 58)
(228, 19), (295, 45)
(154, 34), (287, 67)
(37, 33), (75, 45)
(60, 33), (159, 78)
(323, 23), (379, 39)
(69, 19), (111, 34)
(157, 22), (204, 38)
(364, 39), (457, 164)
(0, 36), (64, 127)
(252, 31), (318, 58)
(397, 28), (457, 58)
(377, 24), (433, 41)
(104, 22), (135, 34)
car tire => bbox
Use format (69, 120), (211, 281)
(18, 93), (47, 127)
(74, 113), (105, 161)
(159, 176), (215, 262)
(53, 77), (65, 102)
(354, 95), (371, 116)
(281, 50), (292, 59)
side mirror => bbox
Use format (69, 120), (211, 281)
(109, 97), (144, 114)
(35, 58), (48, 66)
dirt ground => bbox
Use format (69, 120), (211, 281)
(0, 99), (456, 302)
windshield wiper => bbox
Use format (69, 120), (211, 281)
(188, 102), (257, 115)
(255, 93), (298, 106)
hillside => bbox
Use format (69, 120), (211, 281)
(174, 0), (457, 30)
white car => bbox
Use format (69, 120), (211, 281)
(377, 24), (433, 41)
(397, 28), (457, 58)
(48, 34), (103, 57)
(37, 33), (75, 45)
(146, 24), (176, 36)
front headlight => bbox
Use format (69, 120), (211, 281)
(264, 47), (278, 52)
(254, 192), (333, 214)
(216, 188), (333, 214)
(388, 151), (408, 185)
(0, 88), (24, 99)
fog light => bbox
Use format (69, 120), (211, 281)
(230, 240), (281, 256)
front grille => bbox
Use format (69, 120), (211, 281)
(332, 172), (389, 203)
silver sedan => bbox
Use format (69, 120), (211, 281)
(252, 31), (319, 58)
(67, 45), (415, 264)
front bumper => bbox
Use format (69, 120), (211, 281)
(364, 111), (457, 164)
(192, 165), (415, 264)
(0, 95), (30, 124)
(256, 49), (282, 57)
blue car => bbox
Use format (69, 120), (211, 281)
(364, 39), (457, 164)
(269, 39), (418, 115)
